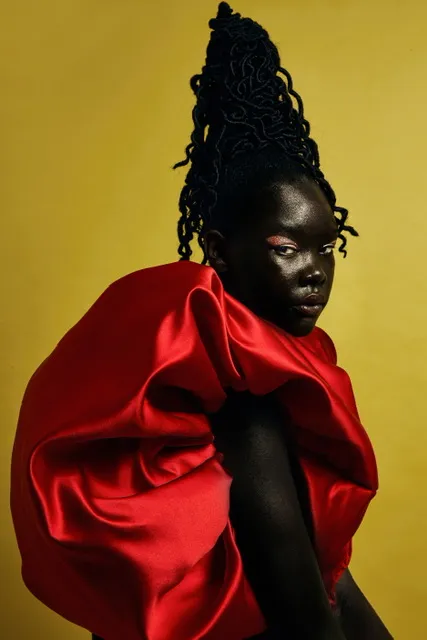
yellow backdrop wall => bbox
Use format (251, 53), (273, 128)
(2, 1), (425, 637)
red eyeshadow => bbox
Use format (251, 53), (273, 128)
(266, 235), (298, 248)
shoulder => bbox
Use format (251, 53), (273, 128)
(88, 261), (220, 317)
(50, 261), (221, 357)
(106, 261), (216, 298)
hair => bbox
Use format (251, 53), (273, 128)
(174, 2), (357, 262)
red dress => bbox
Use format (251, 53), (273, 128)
(11, 261), (378, 640)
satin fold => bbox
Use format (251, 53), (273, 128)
(11, 261), (378, 640)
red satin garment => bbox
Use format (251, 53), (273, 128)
(11, 261), (378, 640)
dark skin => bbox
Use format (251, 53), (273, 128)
(206, 177), (392, 640)
(207, 179), (337, 337)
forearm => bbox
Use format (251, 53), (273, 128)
(212, 392), (345, 640)
(236, 520), (344, 639)
(337, 570), (393, 640)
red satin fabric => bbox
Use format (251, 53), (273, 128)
(11, 261), (378, 640)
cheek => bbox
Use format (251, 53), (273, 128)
(260, 261), (297, 303)
(226, 248), (268, 300)
(272, 259), (300, 288)
(240, 253), (285, 302)
(234, 245), (270, 280)
(273, 272), (298, 300)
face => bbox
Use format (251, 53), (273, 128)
(205, 178), (338, 336)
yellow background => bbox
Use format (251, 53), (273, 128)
(1, 0), (424, 637)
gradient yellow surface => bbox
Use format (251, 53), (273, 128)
(2, 1), (425, 637)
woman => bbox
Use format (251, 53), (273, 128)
(11, 4), (392, 639)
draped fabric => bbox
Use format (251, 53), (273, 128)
(11, 261), (378, 640)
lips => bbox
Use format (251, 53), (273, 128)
(301, 294), (326, 305)
(293, 304), (324, 318)
(292, 294), (326, 318)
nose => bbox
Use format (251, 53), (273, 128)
(299, 257), (327, 289)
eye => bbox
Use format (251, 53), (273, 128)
(320, 243), (336, 256)
(274, 245), (299, 256)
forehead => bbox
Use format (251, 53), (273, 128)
(253, 179), (338, 240)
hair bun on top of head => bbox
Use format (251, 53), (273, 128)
(209, 1), (265, 36)
(213, 1), (234, 20)
(204, 2), (283, 129)
(179, 2), (300, 169)
(174, 2), (357, 261)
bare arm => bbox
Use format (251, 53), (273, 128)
(336, 569), (393, 640)
(210, 391), (346, 640)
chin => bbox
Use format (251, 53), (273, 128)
(291, 324), (316, 337)
(257, 308), (318, 337)
(263, 317), (317, 337)
(282, 318), (317, 337)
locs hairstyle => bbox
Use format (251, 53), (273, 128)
(174, 2), (357, 262)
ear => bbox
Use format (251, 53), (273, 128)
(204, 230), (228, 273)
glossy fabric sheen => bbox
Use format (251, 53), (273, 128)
(11, 261), (378, 640)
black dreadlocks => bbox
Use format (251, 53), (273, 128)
(174, 2), (357, 262)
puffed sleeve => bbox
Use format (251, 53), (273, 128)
(11, 261), (377, 639)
